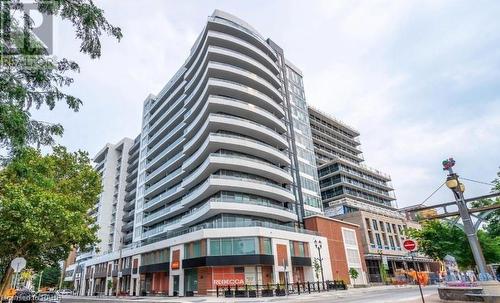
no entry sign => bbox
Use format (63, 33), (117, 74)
(403, 239), (417, 252)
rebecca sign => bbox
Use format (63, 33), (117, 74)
(213, 279), (245, 286)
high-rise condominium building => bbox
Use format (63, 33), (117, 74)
(91, 138), (134, 254)
(74, 10), (334, 297)
(308, 108), (436, 283)
(308, 106), (396, 215)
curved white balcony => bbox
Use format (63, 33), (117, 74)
(142, 185), (183, 212)
(142, 194), (297, 238)
(149, 79), (186, 125)
(148, 94), (186, 142)
(183, 113), (288, 157)
(186, 30), (279, 81)
(183, 133), (290, 171)
(146, 136), (184, 171)
(144, 167), (183, 198)
(181, 153), (292, 191)
(180, 175), (295, 210)
(145, 151), (183, 185)
(207, 17), (278, 65)
(207, 78), (284, 117)
(207, 46), (280, 88)
(186, 57), (282, 104)
(184, 95), (286, 141)
(147, 107), (185, 149)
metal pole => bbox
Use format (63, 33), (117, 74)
(12, 264), (20, 289)
(38, 271), (43, 291)
(447, 172), (490, 281)
(317, 246), (325, 289)
(412, 254), (425, 303)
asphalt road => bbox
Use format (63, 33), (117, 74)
(61, 285), (438, 303)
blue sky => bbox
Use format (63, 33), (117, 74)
(33, 0), (500, 207)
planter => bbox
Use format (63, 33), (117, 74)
(438, 287), (483, 301)
(224, 290), (234, 297)
(248, 290), (257, 297)
(262, 289), (274, 297)
(275, 289), (286, 296)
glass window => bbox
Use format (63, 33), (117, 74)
(210, 239), (220, 256)
(221, 238), (232, 255)
(193, 241), (201, 258)
(233, 237), (256, 255)
(372, 219), (378, 230)
(262, 238), (272, 255)
(375, 233), (382, 247)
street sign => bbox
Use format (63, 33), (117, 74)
(403, 239), (417, 252)
(10, 257), (26, 273)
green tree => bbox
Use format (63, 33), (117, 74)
(313, 258), (322, 281)
(470, 169), (500, 237)
(349, 268), (359, 286)
(33, 264), (61, 289)
(0, 0), (122, 156)
(408, 220), (500, 269)
(0, 146), (101, 293)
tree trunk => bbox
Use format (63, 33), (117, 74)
(0, 266), (13, 297)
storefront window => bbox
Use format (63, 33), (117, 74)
(209, 237), (268, 256)
(184, 268), (198, 293)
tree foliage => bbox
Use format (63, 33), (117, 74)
(33, 264), (61, 289)
(0, 0), (121, 155)
(408, 220), (500, 269)
(470, 169), (500, 238)
(0, 146), (101, 291)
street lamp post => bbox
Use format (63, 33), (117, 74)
(442, 158), (491, 281)
(314, 240), (325, 289)
(377, 249), (385, 284)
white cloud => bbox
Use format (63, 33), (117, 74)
(31, 0), (500, 208)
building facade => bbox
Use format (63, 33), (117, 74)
(308, 107), (436, 283)
(304, 216), (368, 285)
(71, 10), (335, 297)
(91, 138), (135, 255)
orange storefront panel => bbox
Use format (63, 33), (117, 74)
(171, 250), (180, 270)
(277, 244), (288, 266)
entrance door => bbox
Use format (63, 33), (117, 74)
(278, 272), (286, 285)
(173, 275), (179, 296)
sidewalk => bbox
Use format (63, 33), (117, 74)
(66, 285), (438, 303)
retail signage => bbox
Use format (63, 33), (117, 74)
(213, 279), (245, 286)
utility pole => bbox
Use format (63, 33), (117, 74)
(442, 158), (491, 281)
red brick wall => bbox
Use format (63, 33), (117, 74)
(304, 216), (366, 283)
